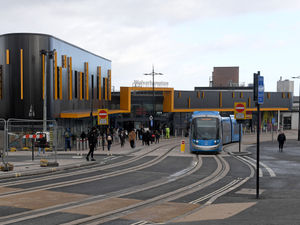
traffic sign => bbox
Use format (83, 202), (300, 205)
(258, 75), (264, 104)
(97, 109), (109, 125)
(234, 102), (246, 120)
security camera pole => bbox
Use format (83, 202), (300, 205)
(144, 65), (163, 130)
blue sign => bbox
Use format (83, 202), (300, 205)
(150, 119), (153, 127)
(272, 118), (275, 125)
(258, 76), (264, 104)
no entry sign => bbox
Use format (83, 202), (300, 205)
(234, 102), (246, 120)
(235, 103), (245, 113)
(98, 109), (109, 125)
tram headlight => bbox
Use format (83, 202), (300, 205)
(214, 140), (220, 144)
(193, 140), (199, 144)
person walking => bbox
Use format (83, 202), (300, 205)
(128, 129), (136, 148)
(38, 135), (47, 155)
(277, 131), (286, 152)
(165, 127), (170, 139)
(64, 128), (72, 151)
(119, 130), (125, 147)
(155, 130), (160, 144)
(86, 127), (98, 161)
(107, 132), (113, 155)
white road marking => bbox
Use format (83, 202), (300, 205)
(244, 156), (276, 177)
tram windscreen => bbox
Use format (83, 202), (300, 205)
(192, 117), (219, 140)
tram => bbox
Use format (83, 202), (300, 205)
(189, 111), (241, 153)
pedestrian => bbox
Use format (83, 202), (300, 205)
(165, 127), (170, 139)
(64, 128), (72, 151)
(38, 134), (47, 155)
(155, 130), (160, 144)
(107, 132), (112, 155)
(119, 130), (125, 147)
(86, 127), (98, 161)
(128, 129), (136, 148)
(146, 130), (150, 146)
(80, 131), (86, 150)
(277, 131), (286, 152)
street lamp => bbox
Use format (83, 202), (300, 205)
(40, 49), (55, 132)
(291, 76), (300, 141)
(144, 65), (163, 129)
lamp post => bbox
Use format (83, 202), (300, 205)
(144, 65), (163, 130)
(292, 76), (300, 141)
(40, 49), (55, 132)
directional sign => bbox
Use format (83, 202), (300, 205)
(97, 109), (109, 125)
(258, 75), (264, 104)
(234, 102), (246, 120)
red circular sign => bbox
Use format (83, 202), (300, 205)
(99, 110), (108, 119)
(236, 104), (245, 113)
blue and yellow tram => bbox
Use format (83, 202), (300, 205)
(189, 111), (241, 153)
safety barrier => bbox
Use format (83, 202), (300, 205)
(6, 118), (58, 163)
(0, 119), (7, 164)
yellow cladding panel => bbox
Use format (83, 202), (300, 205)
(54, 51), (57, 100)
(219, 92), (222, 108)
(69, 57), (72, 100)
(202, 92), (204, 99)
(163, 89), (174, 112)
(105, 77), (108, 100)
(62, 55), (67, 68)
(20, 49), (23, 100)
(98, 67), (101, 100)
(120, 87), (131, 112)
(59, 67), (62, 100)
(248, 97), (251, 108)
(232, 92), (235, 98)
(197, 91), (200, 98)
(188, 97), (191, 108)
(85, 62), (89, 100)
(6, 49), (9, 64)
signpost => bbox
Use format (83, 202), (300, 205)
(253, 71), (264, 199)
(97, 109), (109, 125)
(234, 102), (246, 120)
(234, 102), (246, 153)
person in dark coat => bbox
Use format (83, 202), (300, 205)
(277, 131), (286, 152)
(86, 127), (98, 161)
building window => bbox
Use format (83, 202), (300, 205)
(82, 72), (85, 99)
(91, 74), (94, 99)
(74, 71), (78, 99)
(0, 65), (2, 99)
(97, 75), (99, 99)
(57, 67), (60, 99)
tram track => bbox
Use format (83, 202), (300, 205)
(0, 145), (198, 224)
(0, 148), (254, 225)
(0, 144), (179, 198)
(0, 142), (174, 187)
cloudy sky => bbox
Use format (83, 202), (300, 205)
(2, 0), (300, 93)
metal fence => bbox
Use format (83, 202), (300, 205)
(0, 119), (6, 164)
(6, 119), (58, 163)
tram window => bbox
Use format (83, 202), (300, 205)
(192, 118), (219, 140)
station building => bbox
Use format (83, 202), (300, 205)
(0, 33), (293, 137)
